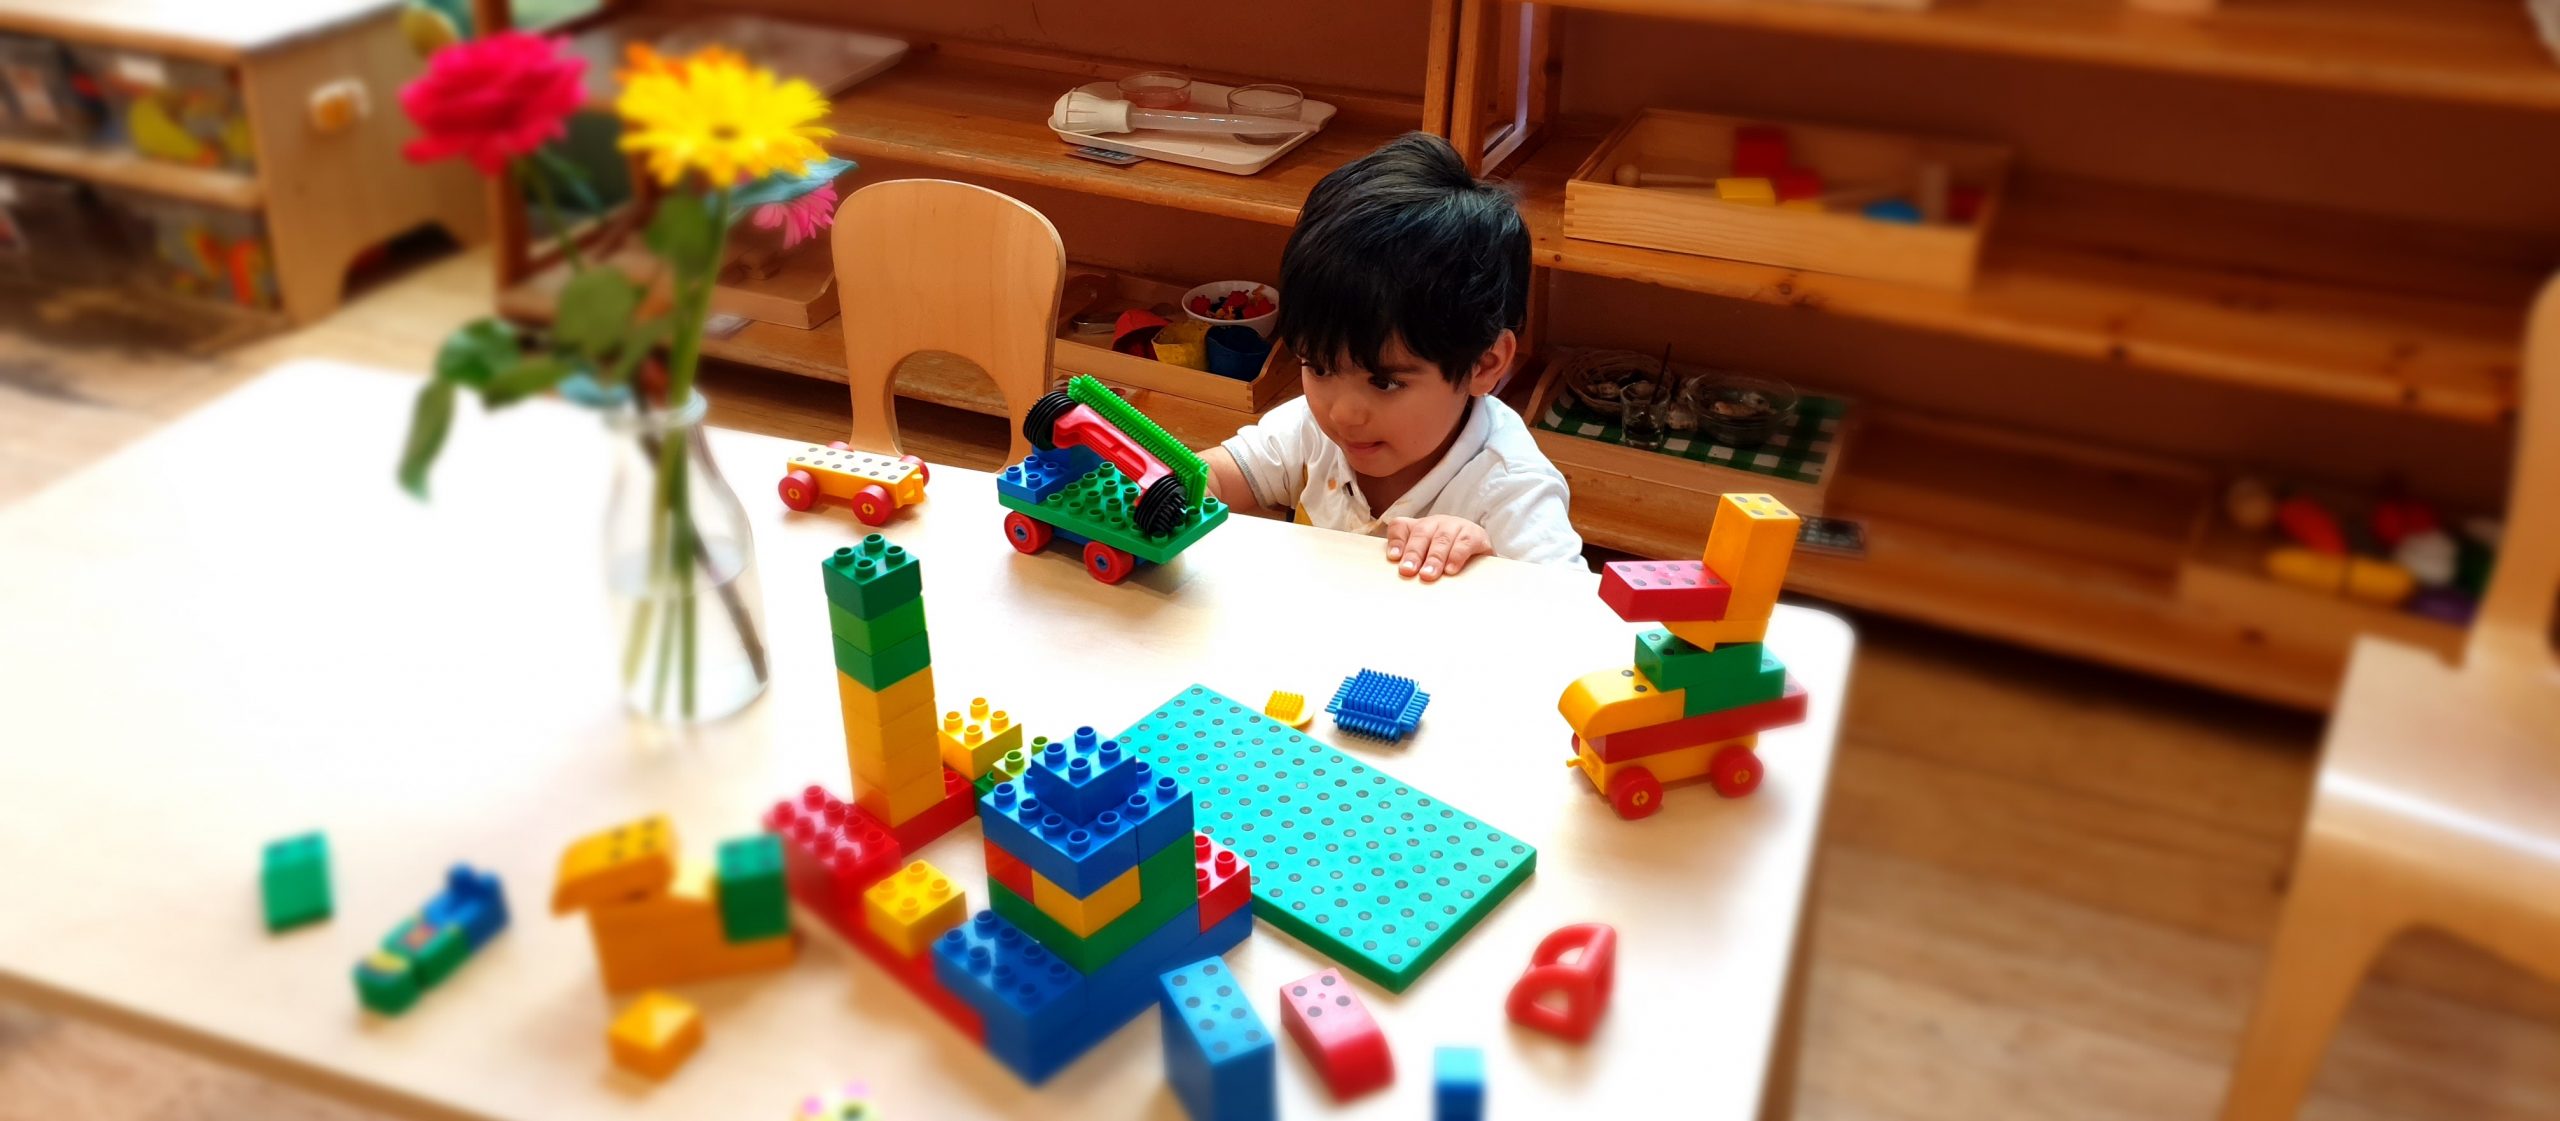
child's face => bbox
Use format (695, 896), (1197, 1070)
(1300, 336), (1503, 480)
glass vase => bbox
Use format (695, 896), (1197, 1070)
(603, 391), (769, 724)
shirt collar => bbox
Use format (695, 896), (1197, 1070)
(1326, 397), (1493, 522)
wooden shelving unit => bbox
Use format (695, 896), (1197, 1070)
(0, 134), (262, 209)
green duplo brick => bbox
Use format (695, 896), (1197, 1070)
(974, 743), (1035, 798)
(260, 831), (332, 932)
(829, 596), (928, 654)
(986, 836), (1195, 974)
(382, 917), (469, 987)
(832, 629), (932, 690)
(1634, 629), (1787, 716)
(819, 535), (922, 619)
(354, 951), (421, 1015)
(716, 834), (789, 942)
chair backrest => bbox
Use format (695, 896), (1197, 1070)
(832, 179), (1064, 466)
(2469, 273), (2560, 685)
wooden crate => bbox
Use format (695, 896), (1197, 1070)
(1521, 356), (1846, 559)
(1562, 108), (2010, 291)
(1049, 267), (1296, 415)
(2176, 513), (2466, 663)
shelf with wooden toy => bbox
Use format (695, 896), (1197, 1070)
(0, 133), (259, 208)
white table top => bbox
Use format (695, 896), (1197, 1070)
(0, 361), (1853, 1121)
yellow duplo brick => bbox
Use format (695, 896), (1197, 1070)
(937, 697), (1025, 778)
(585, 861), (798, 991)
(863, 860), (966, 958)
(1030, 861), (1140, 938)
(1663, 615), (1772, 650)
(607, 991), (703, 1080)
(551, 815), (676, 915)
(854, 765), (949, 827)
(1715, 177), (1776, 205)
(1701, 492), (1800, 622)
(1558, 666), (1688, 739)
(848, 705), (943, 788)
(835, 667), (936, 727)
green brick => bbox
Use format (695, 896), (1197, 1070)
(986, 836), (1195, 974)
(260, 831), (332, 932)
(354, 951), (420, 1015)
(1634, 630), (1787, 716)
(382, 916), (469, 987)
(828, 596), (927, 654)
(716, 834), (789, 942)
(832, 629), (931, 690)
(820, 535), (922, 619)
(973, 742), (1035, 798)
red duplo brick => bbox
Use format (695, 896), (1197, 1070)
(1280, 968), (1392, 1101)
(984, 839), (1033, 898)
(885, 767), (975, 853)
(1597, 559), (1732, 624)
(845, 906), (985, 1043)
(1195, 832), (1251, 930)
(1590, 681), (1808, 762)
(766, 785), (900, 922)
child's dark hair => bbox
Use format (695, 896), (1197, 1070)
(1274, 132), (1530, 385)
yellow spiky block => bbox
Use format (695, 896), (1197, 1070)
(553, 815), (676, 915)
(585, 860), (796, 991)
(607, 991), (703, 1081)
(863, 860), (966, 958)
(1030, 860), (1141, 938)
(937, 697), (1025, 778)
(1263, 690), (1313, 729)
(835, 667), (937, 727)
(1702, 492), (1800, 623)
(1558, 666), (1687, 739)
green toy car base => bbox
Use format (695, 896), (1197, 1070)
(1119, 685), (1537, 992)
(997, 471), (1228, 583)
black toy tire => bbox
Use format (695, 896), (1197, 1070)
(1024, 391), (1076, 451)
(1135, 475), (1190, 537)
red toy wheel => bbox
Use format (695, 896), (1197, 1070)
(1004, 511), (1052, 555)
(900, 454), (930, 485)
(777, 469), (819, 512)
(1083, 541), (1137, 585)
(851, 484), (895, 526)
(1709, 745), (1763, 798)
(1605, 768), (1663, 820)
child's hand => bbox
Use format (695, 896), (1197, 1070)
(1386, 516), (1490, 582)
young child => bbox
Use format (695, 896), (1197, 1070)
(1203, 133), (1582, 581)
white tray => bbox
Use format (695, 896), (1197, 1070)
(1051, 80), (1338, 176)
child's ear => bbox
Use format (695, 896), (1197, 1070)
(1466, 330), (1518, 397)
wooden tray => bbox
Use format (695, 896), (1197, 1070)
(1051, 80), (1338, 177)
(1563, 108), (2009, 291)
(1522, 354), (1846, 525)
(1051, 267), (1296, 414)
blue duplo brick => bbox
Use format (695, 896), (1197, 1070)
(1159, 955), (1275, 1121)
(1023, 728), (1144, 822)
(978, 780), (1141, 896)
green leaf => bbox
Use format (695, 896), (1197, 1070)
(433, 318), (519, 389)
(397, 379), (458, 498)
(644, 191), (722, 276)
(553, 268), (641, 358)
(532, 148), (602, 217)
(480, 356), (573, 409)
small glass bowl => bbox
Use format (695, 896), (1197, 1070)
(1116, 70), (1193, 110)
(1682, 373), (1799, 448)
(1227, 83), (1304, 146)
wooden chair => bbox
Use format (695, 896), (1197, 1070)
(832, 179), (1066, 466)
(2217, 276), (2560, 1120)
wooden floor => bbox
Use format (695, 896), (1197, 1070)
(3, 251), (2555, 1121)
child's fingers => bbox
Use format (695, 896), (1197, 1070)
(1397, 521), (1443, 577)
(1418, 529), (1457, 582)
(1385, 517), (1416, 561)
(1443, 528), (1485, 574)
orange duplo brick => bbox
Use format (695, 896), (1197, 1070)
(608, 991), (703, 1080)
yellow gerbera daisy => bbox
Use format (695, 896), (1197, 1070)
(615, 44), (833, 187)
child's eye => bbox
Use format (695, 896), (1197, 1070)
(1369, 375), (1402, 392)
(1302, 363), (1331, 379)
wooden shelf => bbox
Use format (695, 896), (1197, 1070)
(815, 43), (1421, 227)
(0, 135), (262, 210)
(1514, 118), (2534, 423)
(1537, 0), (2560, 113)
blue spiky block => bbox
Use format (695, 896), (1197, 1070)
(1325, 669), (1430, 743)
(1160, 956), (1275, 1121)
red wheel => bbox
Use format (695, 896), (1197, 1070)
(828, 440), (850, 450)
(1083, 541), (1138, 585)
(900, 454), (930, 485)
(851, 484), (895, 526)
(1004, 511), (1052, 555)
(777, 469), (819, 512)
(1709, 745), (1764, 798)
(1605, 768), (1663, 820)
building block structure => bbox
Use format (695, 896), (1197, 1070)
(551, 817), (798, 992)
(939, 696), (1024, 779)
(1504, 923), (1618, 1042)
(1279, 968), (1393, 1101)
(823, 536), (975, 852)
(1159, 956), (1275, 1121)
(1122, 685), (1535, 992)
(353, 865), (507, 1015)
(261, 831), (332, 932)
(1434, 1046), (1486, 1121)
(1324, 668), (1430, 743)
(998, 375), (1229, 585)
(777, 442), (929, 526)
(1558, 493), (1815, 820)
(608, 990), (703, 1080)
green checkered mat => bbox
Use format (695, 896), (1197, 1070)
(1538, 392), (1846, 484)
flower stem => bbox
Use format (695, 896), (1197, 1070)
(523, 158), (584, 271)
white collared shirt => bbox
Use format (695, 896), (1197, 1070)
(1219, 395), (1585, 568)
